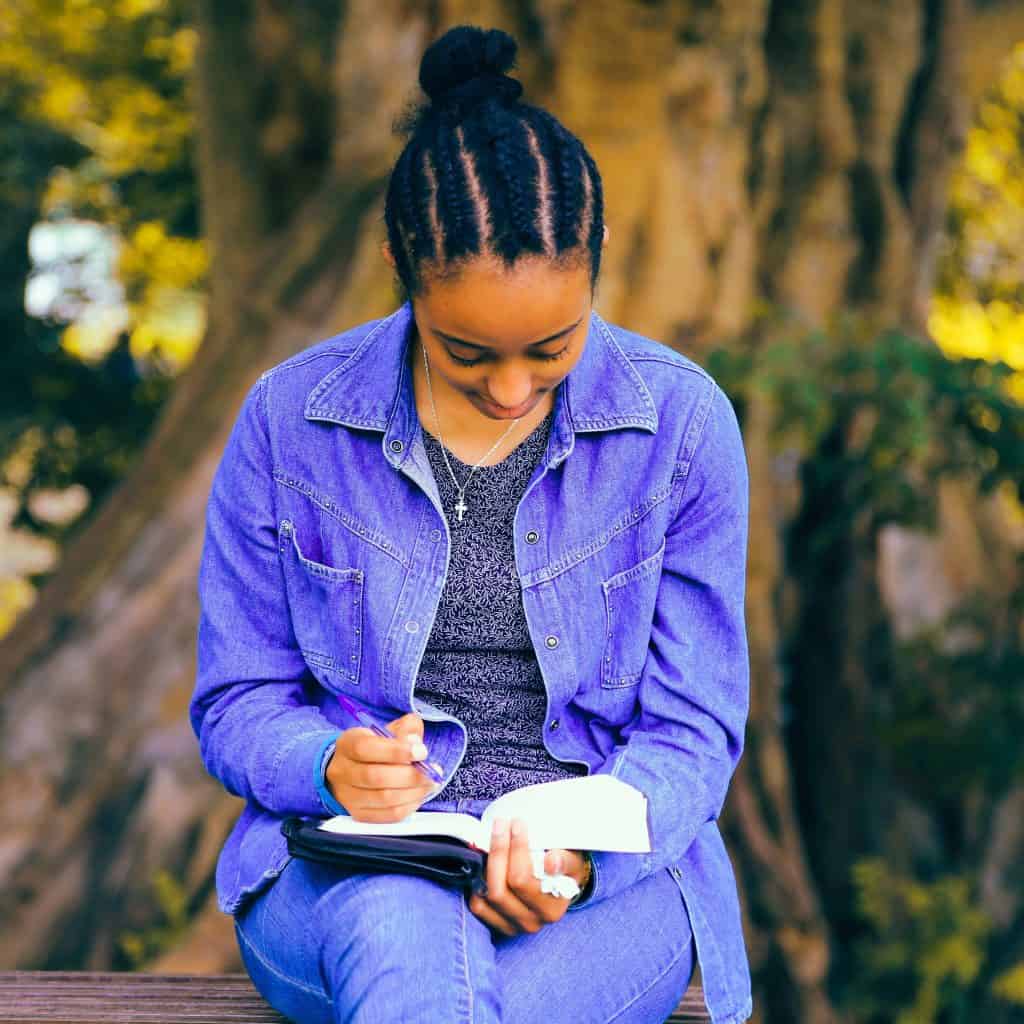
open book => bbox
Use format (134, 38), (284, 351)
(317, 774), (651, 854)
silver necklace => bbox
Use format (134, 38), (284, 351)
(420, 340), (523, 523)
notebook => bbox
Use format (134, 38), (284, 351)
(316, 774), (651, 854)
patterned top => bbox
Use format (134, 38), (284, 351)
(415, 405), (588, 801)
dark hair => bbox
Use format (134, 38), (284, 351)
(384, 24), (605, 300)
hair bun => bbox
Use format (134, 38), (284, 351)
(419, 25), (523, 110)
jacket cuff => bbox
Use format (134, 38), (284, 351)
(566, 847), (645, 910)
(313, 731), (349, 816)
(265, 727), (346, 816)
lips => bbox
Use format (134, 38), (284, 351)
(478, 395), (536, 418)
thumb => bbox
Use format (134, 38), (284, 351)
(386, 711), (425, 743)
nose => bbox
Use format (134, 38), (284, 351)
(486, 366), (533, 409)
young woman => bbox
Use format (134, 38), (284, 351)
(190, 24), (753, 1024)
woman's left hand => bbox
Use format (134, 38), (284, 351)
(467, 817), (589, 936)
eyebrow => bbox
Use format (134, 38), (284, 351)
(436, 315), (584, 351)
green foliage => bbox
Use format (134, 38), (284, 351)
(848, 857), (992, 1024)
(0, 0), (198, 635)
(709, 311), (1024, 1022)
(706, 310), (1024, 536)
(883, 587), (1024, 802)
(115, 868), (190, 970)
(931, 42), (1024, 383)
(0, 0), (198, 233)
(991, 962), (1024, 1005)
(709, 311), (1024, 803)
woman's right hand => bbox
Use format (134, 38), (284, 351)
(324, 712), (439, 822)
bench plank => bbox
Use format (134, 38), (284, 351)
(0, 972), (709, 1022)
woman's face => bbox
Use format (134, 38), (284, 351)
(400, 252), (597, 422)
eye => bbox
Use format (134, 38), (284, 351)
(448, 345), (571, 367)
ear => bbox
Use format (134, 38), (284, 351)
(602, 224), (610, 247)
(382, 241), (396, 268)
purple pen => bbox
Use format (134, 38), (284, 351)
(334, 692), (446, 785)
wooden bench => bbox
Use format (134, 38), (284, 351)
(0, 972), (710, 1021)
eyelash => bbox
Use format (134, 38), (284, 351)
(447, 344), (571, 367)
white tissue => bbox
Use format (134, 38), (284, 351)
(529, 850), (581, 900)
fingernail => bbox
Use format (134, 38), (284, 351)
(511, 819), (524, 838)
(493, 818), (508, 837)
(410, 743), (428, 760)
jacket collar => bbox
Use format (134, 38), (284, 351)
(304, 300), (657, 469)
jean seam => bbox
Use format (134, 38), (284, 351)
(457, 890), (475, 1023)
(602, 930), (692, 1024)
(235, 919), (333, 1004)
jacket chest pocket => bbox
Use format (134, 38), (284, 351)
(278, 518), (363, 686)
(600, 537), (666, 688)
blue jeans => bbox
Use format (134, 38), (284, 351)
(233, 855), (696, 1023)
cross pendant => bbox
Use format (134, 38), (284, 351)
(455, 496), (468, 522)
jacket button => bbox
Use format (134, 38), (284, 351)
(405, 620), (419, 633)
(526, 530), (539, 543)
(430, 528), (442, 542)
(549, 719), (560, 730)
(389, 439), (404, 453)
(545, 635), (558, 649)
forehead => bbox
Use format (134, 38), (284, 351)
(418, 256), (591, 345)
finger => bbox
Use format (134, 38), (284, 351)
(505, 819), (557, 920)
(544, 848), (565, 875)
(544, 848), (583, 880)
(345, 792), (435, 823)
(344, 728), (430, 766)
(487, 818), (545, 931)
(341, 762), (429, 793)
(467, 891), (518, 937)
(385, 716), (430, 757)
(338, 782), (436, 808)
(485, 818), (510, 900)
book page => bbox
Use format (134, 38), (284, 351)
(481, 775), (650, 852)
(316, 811), (487, 848)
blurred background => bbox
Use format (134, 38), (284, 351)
(0, 2), (1022, 1021)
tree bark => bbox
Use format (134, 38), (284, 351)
(1, 1), (1019, 1020)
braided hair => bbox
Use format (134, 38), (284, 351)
(384, 24), (605, 300)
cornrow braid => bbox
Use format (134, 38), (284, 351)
(522, 119), (556, 258)
(435, 125), (477, 262)
(458, 114), (515, 266)
(385, 24), (605, 299)
(456, 124), (493, 252)
(579, 147), (604, 282)
(528, 108), (585, 256)
(384, 147), (416, 291)
(421, 150), (445, 264)
(488, 117), (546, 261)
(405, 140), (438, 266)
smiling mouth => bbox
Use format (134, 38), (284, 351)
(478, 396), (537, 418)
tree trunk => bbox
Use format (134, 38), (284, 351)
(1, 1), (1019, 1020)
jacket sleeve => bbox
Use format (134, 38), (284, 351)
(569, 381), (750, 910)
(190, 373), (348, 818)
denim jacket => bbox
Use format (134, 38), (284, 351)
(190, 300), (753, 1024)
